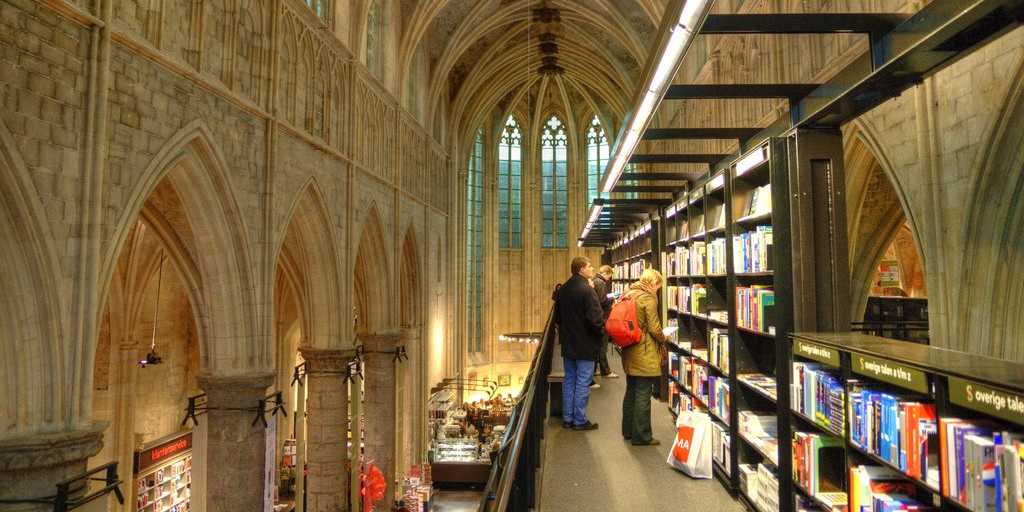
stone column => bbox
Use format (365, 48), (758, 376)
(0, 426), (104, 511)
(361, 330), (402, 512)
(200, 372), (273, 512)
(299, 347), (355, 512)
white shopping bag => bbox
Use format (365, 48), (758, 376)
(666, 410), (712, 479)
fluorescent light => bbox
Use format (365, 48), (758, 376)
(587, 204), (604, 226)
(736, 145), (768, 176)
(635, 92), (660, 125)
(577, 240), (583, 247)
(709, 173), (725, 191)
(581, 226), (591, 239)
(666, 205), (677, 218)
(602, 159), (627, 193)
(679, 0), (709, 29)
(650, 27), (690, 88)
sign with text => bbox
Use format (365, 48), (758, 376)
(878, 260), (901, 288)
(135, 432), (192, 474)
(853, 353), (928, 394)
(793, 339), (840, 368)
(949, 377), (1024, 427)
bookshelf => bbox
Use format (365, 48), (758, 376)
(790, 331), (1024, 512)
(650, 131), (850, 512)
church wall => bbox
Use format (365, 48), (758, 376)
(0, 0), (455, 474)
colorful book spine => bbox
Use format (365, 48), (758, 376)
(736, 286), (774, 334)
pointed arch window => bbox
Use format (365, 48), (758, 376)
(541, 115), (569, 248)
(305, 0), (330, 21)
(498, 116), (522, 249)
(586, 115), (609, 208)
(466, 130), (484, 352)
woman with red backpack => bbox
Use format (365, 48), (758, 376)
(617, 268), (667, 446)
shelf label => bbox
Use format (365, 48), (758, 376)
(853, 354), (928, 394)
(949, 377), (1024, 427)
(793, 339), (839, 368)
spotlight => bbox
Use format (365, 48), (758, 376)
(138, 350), (163, 368)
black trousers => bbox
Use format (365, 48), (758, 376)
(622, 375), (658, 444)
(597, 333), (612, 375)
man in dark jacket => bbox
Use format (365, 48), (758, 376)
(592, 265), (619, 378)
(554, 256), (605, 430)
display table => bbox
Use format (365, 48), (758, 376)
(430, 461), (491, 487)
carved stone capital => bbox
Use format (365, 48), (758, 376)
(0, 423), (105, 472)
(299, 346), (357, 373)
(198, 371), (275, 409)
(358, 329), (403, 353)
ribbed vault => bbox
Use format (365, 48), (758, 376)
(392, 0), (666, 149)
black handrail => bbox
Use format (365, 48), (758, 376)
(479, 305), (557, 512)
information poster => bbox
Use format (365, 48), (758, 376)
(878, 260), (901, 288)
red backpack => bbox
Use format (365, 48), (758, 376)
(606, 294), (643, 348)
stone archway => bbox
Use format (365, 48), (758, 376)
(398, 227), (425, 475)
(0, 118), (93, 508)
(354, 204), (391, 336)
(94, 123), (268, 512)
(845, 128), (926, 322)
(958, 59), (1024, 361)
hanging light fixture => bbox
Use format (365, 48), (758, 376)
(139, 253), (166, 368)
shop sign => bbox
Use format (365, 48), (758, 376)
(878, 260), (900, 288)
(853, 353), (928, 394)
(949, 376), (1024, 427)
(793, 339), (839, 368)
(135, 432), (192, 474)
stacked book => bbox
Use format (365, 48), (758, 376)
(736, 286), (775, 334)
(707, 375), (730, 424)
(740, 411), (779, 465)
(690, 241), (707, 275)
(628, 259), (645, 279)
(711, 421), (732, 474)
(848, 384), (939, 488)
(709, 327), (730, 374)
(708, 237), (727, 274)
(689, 284), (706, 315)
(793, 431), (845, 495)
(939, 418), (1024, 511)
(755, 463), (781, 512)
(849, 465), (930, 512)
(664, 250), (679, 277)
(733, 225), (774, 273)
(667, 285), (679, 310)
(739, 373), (778, 400)
(792, 362), (845, 434)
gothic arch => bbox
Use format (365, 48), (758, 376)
(959, 57), (1024, 360)
(354, 204), (392, 336)
(400, 227), (422, 329)
(274, 179), (343, 349)
(0, 119), (64, 438)
(844, 121), (925, 321)
(100, 121), (259, 375)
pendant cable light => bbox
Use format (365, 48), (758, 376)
(139, 253), (166, 368)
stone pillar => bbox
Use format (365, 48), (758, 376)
(361, 330), (402, 512)
(299, 347), (355, 512)
(113, 343), (140, 512)
(200, 372), (273, 512)
(0, 426), (104, 511)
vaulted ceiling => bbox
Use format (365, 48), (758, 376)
(393, 0), (669, 148)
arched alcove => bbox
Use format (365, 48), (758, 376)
(0, 119), (63, 438)
(398, 228), (424, 468)
(845, 129), (927, 324)
(353, 204), (392, 336)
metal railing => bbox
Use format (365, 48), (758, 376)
(479, 306), (556, 512)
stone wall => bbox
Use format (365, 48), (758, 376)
(0, 0), (456, 506)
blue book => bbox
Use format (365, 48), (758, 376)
(879, 394), (896, 462)
(956, 424), (992, 502)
